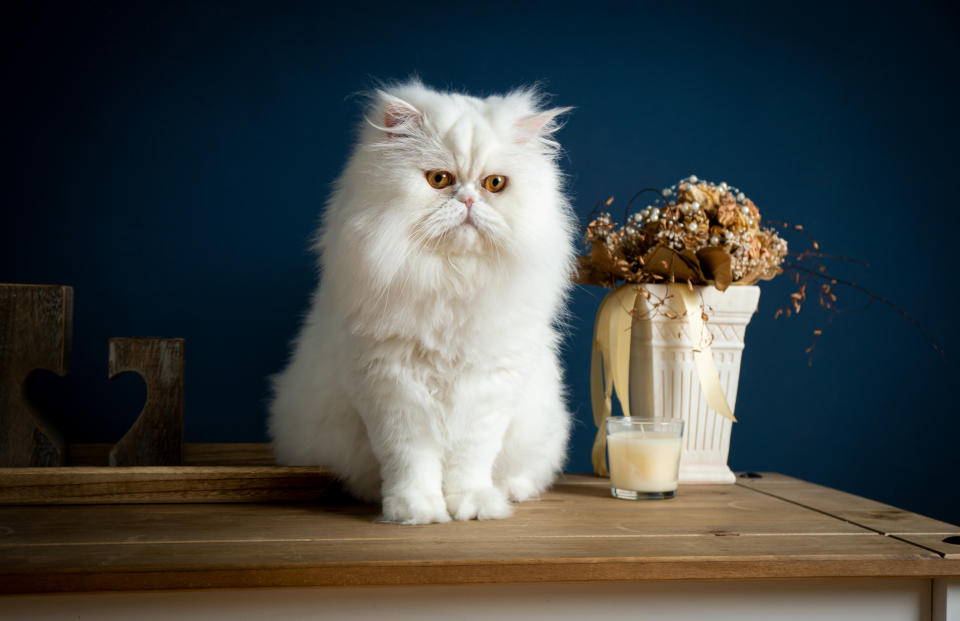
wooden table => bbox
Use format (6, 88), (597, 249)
(1, 473), (958, 620)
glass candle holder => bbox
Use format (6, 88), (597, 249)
(606, 417), (685, 500)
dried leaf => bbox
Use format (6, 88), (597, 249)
(642, 246), (705, 284)
(571, 255), (598, 285)
(696, 246), (732, 291)
(589, 240), (632, 281)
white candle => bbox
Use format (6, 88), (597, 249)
(608, 431), (682, 493)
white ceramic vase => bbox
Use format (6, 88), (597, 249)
(627, 284), (760, 484)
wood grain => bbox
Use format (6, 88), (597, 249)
(107, 338), (184, 466)
(890, 534), (960, 559)
(735, 472), (960, 535)
(0, 283), (72, 467)
(0, 466), (335, 504)
(1, 536), (953, 595)
(0, 475), (957, 593)
(0, 477), (870, 537)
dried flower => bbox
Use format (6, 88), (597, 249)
(577, 176), (788, 290)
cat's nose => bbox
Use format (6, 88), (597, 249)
(459, 197), (474, 210)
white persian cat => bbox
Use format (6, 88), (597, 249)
(268, 81), (575, 524)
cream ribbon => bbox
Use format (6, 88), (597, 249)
(590, 283), (735, 476)
(675, 285), (736, 422)
(590, 286), (639, 475)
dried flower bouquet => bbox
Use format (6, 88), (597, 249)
(576, 175), (787, 291)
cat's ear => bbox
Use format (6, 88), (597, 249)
(515, 107), (573, 143)
(379, 95), (422, 138)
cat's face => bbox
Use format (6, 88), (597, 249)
(392, 119), (520, 255)
(359, 85), (569, 258)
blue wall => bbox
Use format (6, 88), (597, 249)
(3, 1), (958, 524)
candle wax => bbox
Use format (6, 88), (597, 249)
(608, 431), (682, 493)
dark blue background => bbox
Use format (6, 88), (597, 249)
(3, 1), (958, 524)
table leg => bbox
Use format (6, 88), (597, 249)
(933, 579), (959, 621)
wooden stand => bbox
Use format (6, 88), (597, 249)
(0, 473), (957, 620)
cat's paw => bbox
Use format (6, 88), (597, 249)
(499, 476), (541, 503)
(445, 487), (513, 521)
(381, 491), (451, 525)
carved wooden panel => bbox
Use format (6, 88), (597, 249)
(0, 284), (72, 466)
(108, 338), (184, 466)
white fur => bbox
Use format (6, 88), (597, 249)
(268, 81), (576, 524)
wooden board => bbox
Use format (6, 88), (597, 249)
(734, 472), (960, 558)
(893, 534), (960, 560)
(0, 479), (871, 540)
(0, 466), (335, 504)
(3, 444), (315, 505)
(0, 475), (957, 593)
(735, 472), (959, 534)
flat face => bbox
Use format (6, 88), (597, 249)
(0, 474), (958, 593)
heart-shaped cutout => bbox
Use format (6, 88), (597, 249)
(24, 366), (146, 451)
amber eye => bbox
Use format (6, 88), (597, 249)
(425, 170), (454, 189)
(482, 175), (508, 193)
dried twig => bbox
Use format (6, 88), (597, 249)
(621, 188), (663, 224)
(766, 219), (821, 250)
(783, 262), (945, 363)
(582, 196), (614, 230)
(788, 251), (869, 267)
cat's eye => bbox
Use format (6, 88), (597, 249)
(482, 175), (508, 193)
(425, 170), (455, 189)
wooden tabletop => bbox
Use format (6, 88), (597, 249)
(1, 473), (958, 594)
